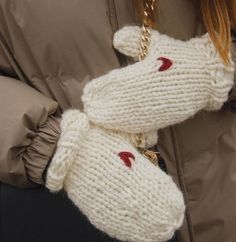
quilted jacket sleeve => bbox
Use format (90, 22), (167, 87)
(0, 76), (61, 188)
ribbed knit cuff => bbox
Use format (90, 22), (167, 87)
(206, 65), (234, 111)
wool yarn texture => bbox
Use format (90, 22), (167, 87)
(82, 26), (235, 134)
(46, 110), (185, 242)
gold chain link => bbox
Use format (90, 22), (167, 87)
(136, 0), (159, 165)
(138, 0), (156, 61)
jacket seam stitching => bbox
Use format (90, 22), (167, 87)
(107, 0), (119, 34)
(170, 126), (194, 242)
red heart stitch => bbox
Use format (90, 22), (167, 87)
(157, 57), (173, 72)
(118, 152), (135, 168)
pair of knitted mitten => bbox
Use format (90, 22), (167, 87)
(83, 26), (235, 133)
(46, 26), (234, 242)
(46, 110), (185, 242)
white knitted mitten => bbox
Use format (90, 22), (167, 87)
(46, 110), (185, 242)
(82, 26), (235, 133)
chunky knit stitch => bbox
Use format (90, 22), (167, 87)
(47, 110), (185, 242)
(82, 26), (235, 133)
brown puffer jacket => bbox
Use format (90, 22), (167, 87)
(0, 0), (236, 241)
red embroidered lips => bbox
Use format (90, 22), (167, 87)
(157, 57), (173, 71)
(118, 152), (135, 168)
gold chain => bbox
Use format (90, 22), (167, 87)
(136, 0), (159, 165)
(138, 0), (156, 61)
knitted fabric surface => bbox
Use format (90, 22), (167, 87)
(82, 26), (235, 133)
(46, 110), (185, 242)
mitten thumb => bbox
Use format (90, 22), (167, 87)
(113, 26), (141, 59)
(46, 110), (90, 192)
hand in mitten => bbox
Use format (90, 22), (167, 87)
(82, 26), (235, 133)
(46, 110), (185, 242)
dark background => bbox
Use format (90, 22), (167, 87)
(0, 183), (177, 242)
(0, 184), (118, 242)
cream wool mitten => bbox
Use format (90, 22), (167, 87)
(46, 110), (185, 242)
(82, 26), (235, 134)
